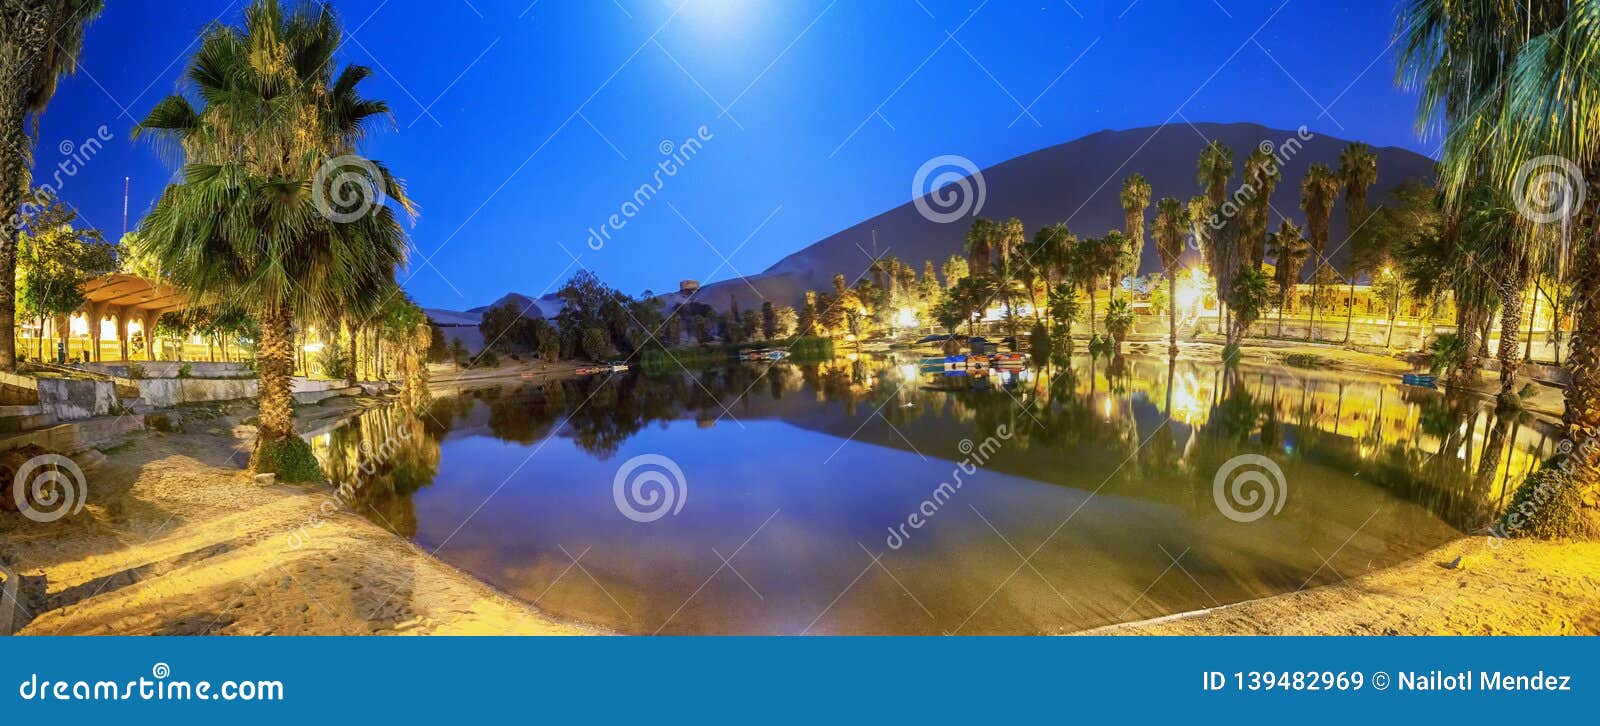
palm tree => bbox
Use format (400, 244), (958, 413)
(1300, 163), (1339, 340)
(133, 0), (415, 479)
(1154, 197), (1189, 356)
(1242, 146), (1280, 269)
(1196, 140), (1233, 208)
(0, 0), (105, 371)
(1265, 220), (1310, 337)
(1336, 142), (1378, 343)
(1398, 0), (1600, 537)
(964, 218), (994, 274)
(1121, 173), (1152, 257)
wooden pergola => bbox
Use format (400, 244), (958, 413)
(72, 273), (194, 362)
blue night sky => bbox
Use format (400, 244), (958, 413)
(37, 0), (1430, 310)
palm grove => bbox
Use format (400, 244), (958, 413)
(0, 1), (1596, 535)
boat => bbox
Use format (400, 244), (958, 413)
(762, 349), (789, 360)
(1402, 372), (1437, 388)
(607, 361), (631, 372)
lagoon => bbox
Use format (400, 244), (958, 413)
(312, 353), (1550, 635)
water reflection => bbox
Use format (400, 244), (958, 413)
(311, 353), (1550, 634)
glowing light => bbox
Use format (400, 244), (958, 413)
(303, 342), (325, 353)
(898, 363), (920, 380)
(895, 307), (919, 328)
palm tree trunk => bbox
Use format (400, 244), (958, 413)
(1551, 221), (1600, 536)
(1344, 276), (1356, 343)
(255, 301), (296, 442)
(1308, 275), (1319, 341)
(0, 92), (26, 373)
(1167, 268), (1178, 357)
(1496, 269), (1527, 407)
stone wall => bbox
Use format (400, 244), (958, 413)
(35, 378), (119, 420)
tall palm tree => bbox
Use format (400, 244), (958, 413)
(1196, 140), (1234, 208)
(1154, 197), (1189, 356)
(1398, 0), (1600, 537)
(1300, 163), (1339, 340)
(1266, 220), (1310, 337)
(133, 0), (415, 479)
(1242, 146), (1280, 269)
(0, 0), (105, 371)
(964, 217), (995, 275)
(1336, 142), (1378, 343)
(1121, 173), (1152, 260)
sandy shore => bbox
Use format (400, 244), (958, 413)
(1085, 538), (1600, 635)
(0, 397), (591, 635)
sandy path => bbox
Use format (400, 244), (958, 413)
(0, 402), (592, 636)
(1087, 538), (1600, 635)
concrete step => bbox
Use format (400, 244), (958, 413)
(0, 413), (56, 434)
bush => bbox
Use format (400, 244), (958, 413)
(1283, 353), (1321, 369)
(250, 435), (323, 484)
(472, 349), (500, 368)
(177, 362), (194, 379)
(1497, 460), (1600, 540)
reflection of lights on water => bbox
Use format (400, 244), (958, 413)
(898, 363), (919, 380)
(1169, 371), (1205, 423)
(846, 352), (859, 361)
(1101, 396), (1113, 419)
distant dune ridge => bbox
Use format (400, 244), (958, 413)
(431, 122), (1436, 320)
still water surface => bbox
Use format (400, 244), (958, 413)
(311, 354), (1550, 634)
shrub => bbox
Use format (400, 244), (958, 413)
(472, 349), (500, 368)
(177, 362), (194, 379)
(249, 435), (323, 484)
(1283, 353), (1321, 369)
(125, 363), (148, 379)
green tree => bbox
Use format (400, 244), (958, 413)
(15, 194), (115, 360)
(1265, 220), (1309, 337)
(133, 0), (415, 480)
(1120, 173), (1152, 261)
(1299, 163), (1339, 340)
(0, 0), (106, 371)
(1336, 142), (1378, 343)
